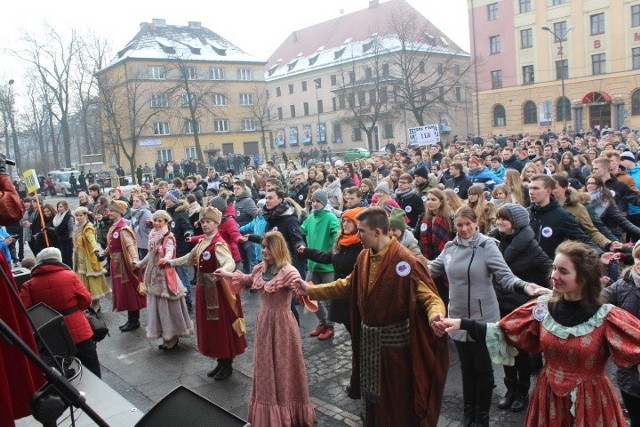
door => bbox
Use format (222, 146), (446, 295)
(243, 141), (259, 156)
(589, 104), (611, 130)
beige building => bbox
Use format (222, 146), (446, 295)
(96, 19), (266, 169)
(468, 0), (640, 136)
(265, 0), (472, 155)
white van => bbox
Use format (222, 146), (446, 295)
(48, 168), (81, 197)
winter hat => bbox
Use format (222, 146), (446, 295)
(414, 167), (429, 179)
(342, 206), (366, 226)
(163, 192), (179, 205)
(168, 189), (181, 199)
(502, 203), (530, 230)
(312, 189), (328, 207)
(109, 199), (128, 215)
(389, 208), (407, 232)
(256, 199), (266, 208)
(375, 181), (390, 195)
(209, 196), (228, 213)
(152, 209), (172, 223)
(361, 169), (371, 179)
(621, 151), (636, 162)
(199, 206), (222, 224)
(334, 160), (344, 167)
(468, 156), (482, 166)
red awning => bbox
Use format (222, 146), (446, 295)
(581, 92), (612, 104)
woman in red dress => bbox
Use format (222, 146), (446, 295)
(441, 241), (640, 427)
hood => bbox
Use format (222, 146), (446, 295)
(175, 200), (190, 213)
(31, 261), (71, 277)
(400, 230), (419, 246)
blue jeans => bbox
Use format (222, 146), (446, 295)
(176, 266), (192, 305)
(306, 270), (334, 326)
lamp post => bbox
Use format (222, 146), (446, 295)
(541, 24), (575, 134)
(313, 78), (322, 145)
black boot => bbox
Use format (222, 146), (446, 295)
(510, 381), (530, 412)
(473, 374), (494, 427)
(121, 310), (140, 332)
(498, 377), (517, 410)
(214, 358), (233, 381)
(462, 405), (475, 427)
(472, 409), (490, 427)
(207, 360), (223, 378)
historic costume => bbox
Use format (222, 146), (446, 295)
(232, 264), (316, 426)
(308, 238), (449, 426)
(73, 221), (110, 301)
(138, 212), (193, 348)
(482, 296), (640, 427)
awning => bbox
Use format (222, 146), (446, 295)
(581, 92), (612, 104)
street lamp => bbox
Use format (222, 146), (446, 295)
(541, 24), (575, 133)
(313, 78), (322, 145)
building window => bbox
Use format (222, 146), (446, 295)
(519, 0), (531, 13)
(358, 91), (366, 106)
(241, 119), (256, 131)
(556, 97), (571, 121)
(213, 93), (227, 106)
(382, 63), (389, 77)
(183, 66), (197, 80)
(632, 89), (640, 115)
(365, 67), (373, 79)
(331, 74), (337, 86)
(487, 3), (499, 20)
(592, 53), (606, 75)
(491, 70), (503, 88)
(437, 63), (444, 75)
(239, 93), (254, 106)
(185, 147), (197, 160)
(522, 65), (534, 84)
(521, 28), (533, 48)
(493, 104), (506, 127)
(553, 21), (567, 42)
(274, 88), (281, 98)
(633, 5), (640, 27)
(150, 93), (169, 108)
(369, 89), (377, 105)
(214, 119), (229, 132)
(332, 97), (337, 111)
(590, 13), (605, 35)
(634, 47), (640, 70)
(317, 99), (324, 114)
(277, 107), (283, 120)
(238, 68), (252, 80)
(339, 95), (346, 109)
(384, 123), (394, 138)
(552, 0), (567, 5)
(523, 101), (537, 124)
(454, 64), (461, 75)
(349, 71), (356, 84)
(455, 86), (462, 102)
(555, 59), (568, 80)
(181, 92), (197, 107)
(157, 149), (172, 162)
(303, 102), (310, 116)
(149, 66), (166, 79)
(380, 87), (388, 103)
(419, 61), (426, 73)
(313, 78), (322, 88)
(302, 81), (308, 92)
(438, 87), (445, 102)
(154, 122), (170, 135)
(211, 68), (225, 80)
(288, 84), (294, 94)
(333, 122), (343, 143)
(290, 105), (296, 118)
(489, 35), (501, 54)
(353, 127), (362, 141)
(184, 120), (199, 134)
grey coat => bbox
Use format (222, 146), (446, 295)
(428, 231), (529, 342)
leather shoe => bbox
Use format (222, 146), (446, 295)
(207, 362), (222, 378)
(120, 322), (140, 332)
(119, 321), (130, 331)
(213, 364), (233, 381)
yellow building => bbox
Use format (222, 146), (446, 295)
(96, 19), (266, 170)
(468, 0), (640, 135)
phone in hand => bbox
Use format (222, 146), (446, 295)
(9, 234), (19, 240)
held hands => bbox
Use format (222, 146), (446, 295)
(429, 313), (447, 337)
(213, 268), (233, 279)
(601, 251), (622, 265)
(609, 241), (623, 252)
(435, 318), (462, 334)
(158, 259), (169, 269)
(293, 278), (310, 296)
(296, 245), (306, 254)
(238, 235), (248, 244)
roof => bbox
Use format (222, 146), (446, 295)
(266, 0), (467, 78)
(103, 19), (265, 70)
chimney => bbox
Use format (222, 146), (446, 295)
(369, 0), (379, 8)
(152, 18), (167, 27)
(188, 21), (201, 29)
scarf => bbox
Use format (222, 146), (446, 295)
(147, 226), (169, 253)
(53, 211), (67, 227)
(394, 187), (414, 200)
(338, 232), (361, 247)
(188, 201), (202, 217)
(589, 187), (610, 218)
(631, 269), (640, 288)
(262, 200), (291, 222)
(72, 219), (87, 240)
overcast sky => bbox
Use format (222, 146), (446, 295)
(0, 0), (469, 88)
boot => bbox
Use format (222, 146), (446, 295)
(498, 377), (517, 410)
(207, 360), (223, 378)
(214, 358), (233, 381)
(121, 310), (140, 332)
(472, 409), (490, 427)
(462, 405), (475, 427)
(510, 381), (530, 412)
(473, 375), (494, 427)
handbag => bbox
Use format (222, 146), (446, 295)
(86, 308), (109, 342)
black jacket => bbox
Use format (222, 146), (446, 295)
(167, 202), (194, 256)
(445, 174), (472, 199)
(395, 190), (425, 229)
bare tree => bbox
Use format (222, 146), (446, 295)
(387, 8), (473, 127)
(22, 80), (50, 171)
(244, 83), (275, 160)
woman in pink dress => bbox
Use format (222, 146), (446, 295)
(215, 231), (316, 427)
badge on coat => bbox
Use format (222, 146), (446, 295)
(405, 205), (412, 213)
(298, 194), (304, 200)
(422, 195), (427, 202)
(420, 223), (427, 232)
(113, 231), (119, 239)
(396, 261), (411, 277)
(532, 302), (548, 321)
(202, 251), (211, 261)
(541, 226), (553, 238)
(272, 226), (279, 231)
(171, 221), (176, 228)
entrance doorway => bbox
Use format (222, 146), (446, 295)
(589, 104), (611, 130)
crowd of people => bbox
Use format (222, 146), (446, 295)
(5, 126), (640, 426)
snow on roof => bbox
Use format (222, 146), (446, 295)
(105, 20), (265, 69)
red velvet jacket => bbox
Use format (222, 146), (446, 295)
(20, 262), (93, 344)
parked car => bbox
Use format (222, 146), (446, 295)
(342, 147), (371, 161)
(49, 169), (81, 197)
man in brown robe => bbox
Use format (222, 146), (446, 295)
(296, 207), (449, 426)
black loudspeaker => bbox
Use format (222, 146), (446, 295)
(27, 303), (77, 358)
(12, 267), (31, 290)
(135, 386), (250, 427)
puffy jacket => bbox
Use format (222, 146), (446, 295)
(300, 207), (341, 273)
(234, 191), (257, 226)
(19, 261), (93, 343)
(167, 201), (194, 256)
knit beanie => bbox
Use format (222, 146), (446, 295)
(312, 189), (328, 207)
(621, 151), (636, 162)
(389, 208), (407, 232)
(163, 192), (179, 204)
(375, 181), (390, 195)
(209, 196), (227, 213)
(414, 167), (429, 179)
(342, 206), (366, 226)
(503, 203), (530, 230)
